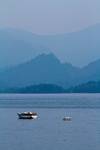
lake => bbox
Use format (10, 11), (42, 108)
(0, 94), (100, 150)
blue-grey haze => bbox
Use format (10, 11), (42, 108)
(0, 24), (100, 67)
(0, 1), (100, 67)
(0, 0), (100, 34)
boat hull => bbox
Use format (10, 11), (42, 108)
(17, 113), (38, 119)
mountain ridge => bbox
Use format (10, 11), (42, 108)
(0, 52), (100, 89)
(0, 53), (79, 88)
(67, 81), (100, 93)
(1, 24), (100, 67)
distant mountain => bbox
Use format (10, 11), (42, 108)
(2, 81), (100, 93)
(75, 59), (100, 85)
(0, 53), (79, 88)
(1, 52), (100, 90)
(67, 81), (100, 93)
(0, 29), (49, 68)
(0, 53), (100, 88)
(1, 24), (100, 67)
(1, 84), (65, 93)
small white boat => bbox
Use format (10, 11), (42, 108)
(17, 112), (38, 119)
(63, 116), (72, 121)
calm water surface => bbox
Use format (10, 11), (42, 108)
(0, 94), (100, 150)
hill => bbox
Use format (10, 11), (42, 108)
(1, 84), (65, 93)
(0, 53), (79, 88)
(74, 59), (100, 85)
(0, 51), (100, 90)
(67, 81), (100, 93)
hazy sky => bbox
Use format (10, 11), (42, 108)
(0, 0), (100, 34)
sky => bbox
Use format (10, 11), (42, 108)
(0, 0), (100, 34)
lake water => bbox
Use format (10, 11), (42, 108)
(0, 94), (100, 150)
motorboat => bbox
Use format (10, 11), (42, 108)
(17, 112), (38, 119)
(63, 116), (72, 121)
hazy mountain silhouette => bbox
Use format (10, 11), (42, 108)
(0, 29), (49, 68)
(67, 81), (100, 93)
(0, 53), (79, 88)
(0, 52), (100, 90)
(1, 84), (65, 93)
(75, 59), (100, 85)
(1, 24), (100, 67)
